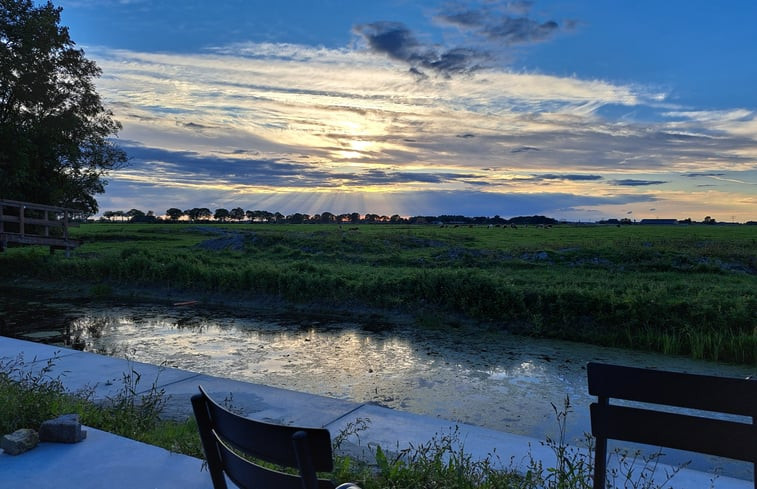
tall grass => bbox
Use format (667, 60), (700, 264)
(1, 223), (754, 364)
(0, 353), (203, 456)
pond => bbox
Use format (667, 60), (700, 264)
(1, 295), (754, 480)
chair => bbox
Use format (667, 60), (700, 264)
(587, 362), (756, 489)
(191, 386), (360, 489)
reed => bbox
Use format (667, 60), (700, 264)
(1, 222), (754, 364)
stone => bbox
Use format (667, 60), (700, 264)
(1, 429), (39, 455)
(39, 414), (87, 443)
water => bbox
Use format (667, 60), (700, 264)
(2, 299), (754, 479)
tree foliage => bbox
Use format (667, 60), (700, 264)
(166, 208), (183, 221)
(0, 0), (126, 214)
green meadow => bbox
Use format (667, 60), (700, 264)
(1, 222), (755, 364)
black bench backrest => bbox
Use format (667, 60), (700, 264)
(191, 386), (338, 489)
(587, 362), (756, 489)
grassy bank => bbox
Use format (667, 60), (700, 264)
(1, 222), (755, 364)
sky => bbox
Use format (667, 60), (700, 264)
(54, 0), (757, 221)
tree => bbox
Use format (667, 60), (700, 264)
(166, 208), (183, 221)
(319, 211), (335, 224)
(184, 208), (199, 222)
(196, 208), (211, 221)
(185, 207), (211, 222)
(229, 207), (245, 222)
(287, 212), (306, 224)
(0, 0), (127, 214)
(126, 208), (144, 219)
(214, 208), (229, 222)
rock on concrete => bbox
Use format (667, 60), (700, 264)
(1, 429), (39, 455)
(39, 414), (87, 443)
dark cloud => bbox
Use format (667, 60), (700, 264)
(436, 1), (561, 45)
(611, 179), (667, 186)
(355, 1), (563, 76)
(485, 17), (558, 44)
(119, 142), (489, 190)
(533, 174), (603, 181)
(357, 169), (485, 185)
(457, 133), (476, 138)
(685, 172), (725, 177)
(353, 21), (489, 76)
(120, 143), (324, 187)
(511, 146), (539, 153)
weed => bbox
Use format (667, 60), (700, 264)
(1, 355), (698, 489)
(330, 396), (692, 489)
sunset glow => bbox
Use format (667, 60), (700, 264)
(55, 0), (757, 221)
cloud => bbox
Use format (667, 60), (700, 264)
(117, 142), (493, 191)
(85, 42), (757, 221)
(436, 2), (561, 45)
(533, 174), (603, 181)
(352, 22), (489, 76)
(353, 1), (565, 77)
(611, 179), (667, 186)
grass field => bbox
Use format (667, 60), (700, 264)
(1, 222), (755, 364)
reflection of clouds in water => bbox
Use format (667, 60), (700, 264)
(484, 360), (548, 385)
(64, 306), (754, 445)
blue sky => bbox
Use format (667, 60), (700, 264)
(55, 0), (757, 221)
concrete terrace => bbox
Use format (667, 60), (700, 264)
(0, 336), (752, 489)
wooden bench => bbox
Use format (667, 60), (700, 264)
(0, 199), (80, 256)
(587, 362), (756, 489)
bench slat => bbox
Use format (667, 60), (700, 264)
(588, 362), (756, 489)
(591, 403), (756, 463)
(587, 362), (756, 417)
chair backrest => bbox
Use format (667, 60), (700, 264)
(191, 386), (337, 489)
(587, 362), (756, 489)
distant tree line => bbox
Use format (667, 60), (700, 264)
(96, 208), (756, 225)
(97, 208), (563, 226)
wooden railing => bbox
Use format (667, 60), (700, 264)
(0, 199), (80, 256)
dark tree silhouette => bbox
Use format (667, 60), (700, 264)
(166, 208), (183, 221)
(185, 207), (211, 222)
(126, 208), (144, 219)
(0, 0), (127, 214)
(197, 208), (211, 221)
(229, 207), (245, 221)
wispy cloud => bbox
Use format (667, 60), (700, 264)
(87, 39), (757, 220)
